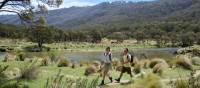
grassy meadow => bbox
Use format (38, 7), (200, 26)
(0, 39), (200, 88)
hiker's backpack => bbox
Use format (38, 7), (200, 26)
(127, 54), (134, 63)
(130, 55), (134, 63)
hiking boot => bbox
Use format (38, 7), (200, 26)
(109, 77), (113, 83)
(100, 80), (105, 85)
(115, 78), (120, 83)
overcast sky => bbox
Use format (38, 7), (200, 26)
(59, 0), (154, 8)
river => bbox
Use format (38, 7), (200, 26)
(0, 48), (178, 61)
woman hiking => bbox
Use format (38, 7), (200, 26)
(100, 47), (113, 85)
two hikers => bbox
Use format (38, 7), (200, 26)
(100, 47), (133, 85)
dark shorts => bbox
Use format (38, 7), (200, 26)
(121, 67), (132, 74)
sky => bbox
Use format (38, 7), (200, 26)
(0, 0), (154, 15)
(60, 0), (154, 8)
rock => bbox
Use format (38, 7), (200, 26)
(2, 67), (21, 80)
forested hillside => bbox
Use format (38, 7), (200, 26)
(0, 0), (200, 28)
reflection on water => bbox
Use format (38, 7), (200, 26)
(0, 48), (178, 61)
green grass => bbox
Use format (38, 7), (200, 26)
(0, 60), (196, 88)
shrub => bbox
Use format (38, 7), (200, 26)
(57, 59), (70, 67)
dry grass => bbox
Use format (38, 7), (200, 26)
(175, 55), (193, 70)
(57, 59), (71, 67)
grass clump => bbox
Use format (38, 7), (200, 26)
(191, 57), (200, 66)
(45, 70), (99, 88)
(175, 56), (193, 70)
(149, 58), (168, 68)
(57, 59), (71, 67)
(133, 73), (162, 88)
(133, 63), (142, 74)
(153, 63), (164, 76)
(140, 59), (150, 69)
(20, 65), (40, 80)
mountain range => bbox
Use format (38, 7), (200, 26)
(0, 0), (200, 28)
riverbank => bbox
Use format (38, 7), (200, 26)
(0, 39), (157, 52)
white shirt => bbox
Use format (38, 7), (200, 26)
(104, 52), (112, 63)
(122, 53), (131, 67)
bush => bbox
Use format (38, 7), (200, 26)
(57, 59), (70, 67)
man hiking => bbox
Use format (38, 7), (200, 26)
(115, 48), (133, 82)
(100, 47), (113, 85)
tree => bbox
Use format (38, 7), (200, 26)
(107, 32), (127, 43)
(0, 0), (63, 22)
(134, 30), (146, 44)
(28, 16), (53, 51)
(89, 30), (102, 43)
(180, 32), (196, 47)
